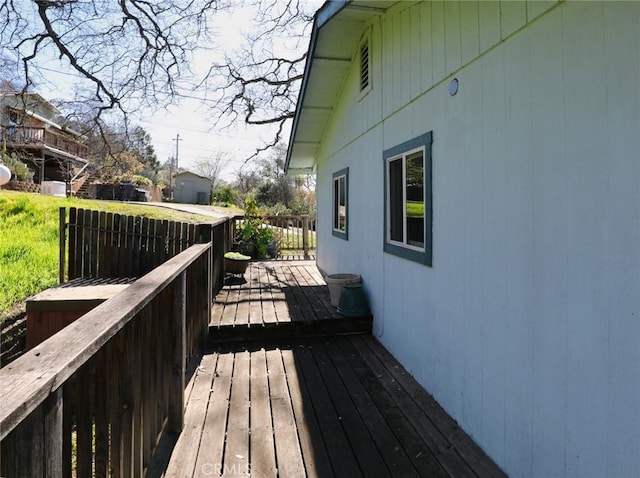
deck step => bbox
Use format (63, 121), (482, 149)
(208, 315), (372, 344)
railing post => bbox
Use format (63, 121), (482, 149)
(3, 388), (63, 478)
(59, 208), (66, 283)
(44, 388), (63, 477)
(169, 271), (186, 433)
(302, 216), (309, 258)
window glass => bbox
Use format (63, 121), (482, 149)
(332, 168), (349, 239)
(388, 158), (403, 242)
(405, 151), (424, 248)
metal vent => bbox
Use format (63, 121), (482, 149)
(360, 41), (370, 91)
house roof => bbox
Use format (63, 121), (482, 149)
(1, 91), (61, 116)
(175, 171), (212, 182)
(285, 0), (397, 174)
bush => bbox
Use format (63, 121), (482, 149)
(1, 152), (34, 182)
(212, 184), (237, 206)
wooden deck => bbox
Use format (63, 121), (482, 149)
(150, 260), (506, 478)
(209, 261), (371, 343)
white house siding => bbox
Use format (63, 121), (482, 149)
(315, 1), (640, 477)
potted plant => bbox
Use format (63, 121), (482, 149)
(235, 197), (275, 259)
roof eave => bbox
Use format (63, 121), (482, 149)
(285, 1), (392, 175)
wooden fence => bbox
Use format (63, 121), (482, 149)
(60, 207), (231, 293)
(0, 209), (231, 370)
(0, 243), (211, 477)
(235, 215), (316, 257)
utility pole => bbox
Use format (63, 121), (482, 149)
(173, 134), (182, 171)
(168, 156), (175, 200)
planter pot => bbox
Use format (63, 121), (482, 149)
(326, 273), (361, 307)
(225, 257), (249, 275)
(267, 240), (277, 258)
(337, 283), (370, 317)
(235, 242), (255, 258)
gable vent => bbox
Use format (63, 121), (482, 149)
(360, 40), (370, 91)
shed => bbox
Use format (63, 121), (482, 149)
(173, 171), (211, 204)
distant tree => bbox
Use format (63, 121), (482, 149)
(231, 142), (314, 213)
(192, 152), (229, 190)
(128, 126), (160, 184)
(83, 121), (160, 185)
(212, 183), (237, 206)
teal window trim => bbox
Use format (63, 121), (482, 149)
(332, 167), (349, 240)
(383, 132), (433, 266)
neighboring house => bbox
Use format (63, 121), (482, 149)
(173, 171), (211, 204)
(0, 85), (89, 191)
(287, 1), (640, 477)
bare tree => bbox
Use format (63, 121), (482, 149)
(0, 0), (319, 157)
(192, 152), (229, 189)
(0, 0), (222, 134)
(199, 0), (319, 159)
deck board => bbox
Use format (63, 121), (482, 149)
(209, 261), (372, 342)
(249, 348), (277, 477)
(157, 336), (506, 477)
(155, 261), (505, 478)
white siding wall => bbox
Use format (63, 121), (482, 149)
(315, 1), (640, 476)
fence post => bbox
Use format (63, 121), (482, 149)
(3, 388), (63, 477)
(59, 208), (66, 283)
(169, 271), (186, 433)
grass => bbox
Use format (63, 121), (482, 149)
(0, 190), (220, 320)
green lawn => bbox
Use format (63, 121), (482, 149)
(0, 191), (217, 320)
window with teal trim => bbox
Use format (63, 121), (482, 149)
(384, 132), (432, 266)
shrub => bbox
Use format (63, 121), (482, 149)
(1, 152), (34, 182)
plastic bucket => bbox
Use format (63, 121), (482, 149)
(326, 273), (361, 307)
(337, 283), (370, 317)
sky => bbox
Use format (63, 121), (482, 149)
(29, 1), (324, 183)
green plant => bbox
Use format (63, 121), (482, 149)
(236, 197), (274, 258)
(1, 152), (34, 182)
(224, 251), (250, 260)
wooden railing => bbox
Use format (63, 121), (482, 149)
(235, 215), (316, 257)
(0, 243), (211, 477)
(2, 126), (88, 158)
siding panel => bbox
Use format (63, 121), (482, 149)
(444, 1), (462, 74)
(527, 12), (568, 478)
(562, 3), (608, 477)
(479, 47), (508, 463)
(410, 3), (423, 100)
(460, 1), (480, 65)
(478, 1), (500, 53)
(500, 0), (527, 39)
(431, 1), (447, 83)
(420, 1), (434, 92)
(527, 0), (558, 22)
(602, 4), (640, 477)
(502, 31), (534, 478)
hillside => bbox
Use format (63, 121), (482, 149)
(0, 190), (219, 319)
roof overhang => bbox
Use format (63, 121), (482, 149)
(285, 0), (397, 174)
